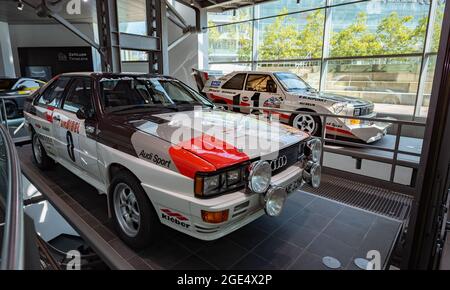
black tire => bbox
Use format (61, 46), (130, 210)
(31, 131), (55, 170)
(109, 170), (160, 249)
(289, 111), (323, 137)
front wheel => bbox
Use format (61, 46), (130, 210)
(32, 132), (54, 170)
(110, 170), (160, 249)
(290, 112), (322, 137)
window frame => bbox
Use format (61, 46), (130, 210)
(60, 77), (96, 116)
(245, 73), (278, 93)
(221, 73), (248, 91)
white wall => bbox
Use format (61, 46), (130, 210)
(167, 1), (199, 88)
(8, 23), (101, 75)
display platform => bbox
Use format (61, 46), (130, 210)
(18, 145), (402, 270)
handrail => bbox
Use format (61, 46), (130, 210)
(0, 124), (24, 270)
(217, 104), (426, 193)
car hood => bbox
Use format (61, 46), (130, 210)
(114, 109), (309, 162)
(292, 90), (373, 106)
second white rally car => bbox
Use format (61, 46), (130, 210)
(200, 70), (391, 143)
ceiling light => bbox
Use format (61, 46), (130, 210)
(17, 0), (24, 11)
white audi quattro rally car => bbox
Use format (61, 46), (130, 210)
(23, 72), (322, 249)
(200, 70), (391, 143)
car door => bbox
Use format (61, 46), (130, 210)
(52, 77), (102, 182)
(243, 73), (282, 114)
(28, 77), (71, 158)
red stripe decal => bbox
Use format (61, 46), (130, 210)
(161, 209), (189, 221)
(326, 126), (354, 136)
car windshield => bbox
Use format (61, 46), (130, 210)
(0, 79), (19, 91)
(99, 77), (213, 113)
(274, 73), (311, 92)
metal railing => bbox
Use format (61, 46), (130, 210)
(0, 124), (24, 270)
(219, 104), (426, 195)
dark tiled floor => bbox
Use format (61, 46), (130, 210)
(19, 145), (403, 270)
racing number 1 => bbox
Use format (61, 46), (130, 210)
(66, 131), (76, 162)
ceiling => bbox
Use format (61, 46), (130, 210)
(193, 0), (275, 12)
(0, 0), (97, 24)
(0, 0), (275, 25)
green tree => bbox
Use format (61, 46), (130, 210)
(376, 12), (419, 54)
(259, 9), (324, 60)
(330, 13), (381, 57)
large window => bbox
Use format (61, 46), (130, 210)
(118, 0), (147, 35)
(207, 0), (447, 118)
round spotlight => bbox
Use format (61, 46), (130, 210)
(307, 138), (322, 163)
(303, 162), (322, 188)
(264, 186), (287, 217)
(248, 160), (272, 194)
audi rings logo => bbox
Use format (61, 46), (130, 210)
(270, 155), (288, 171)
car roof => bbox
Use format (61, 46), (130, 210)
(59, 72), (175, 79)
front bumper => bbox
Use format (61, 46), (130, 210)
(331, 114), (393, 143)
(143, 164), (304, 241)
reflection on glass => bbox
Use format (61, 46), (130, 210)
(257, 60), (321, 89)
(210, 63), (252, 74)
(420, 55), (437, 117)
(0, 130), (7, 201)
(118, 0), (147, 35)
(325, 57), (422, 115)
(256, 9), (324, 61)
(207, 6), (253, 25)
(430, 0), (446, 52)
(121, 50), (148, 62)
(208, 22), (252, 62)
(258, 0), (326, 18)
(330, 0), (430, 57)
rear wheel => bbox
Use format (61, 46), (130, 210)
(110, 170), (160, 249)
(32, 132), (54, 170)
(290, 112), (322, 137)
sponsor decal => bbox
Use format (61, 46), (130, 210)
(242, 96), (250, 102)
(211, 81), (222, 87)
(299, 95), (327, 103)
(299, 102), (315, 107)
(59, 119), (81, 134)
(160, 209), (190, 229)
(138, 150), (172, 168)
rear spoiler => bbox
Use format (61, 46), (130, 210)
(191, 68), (224, 95)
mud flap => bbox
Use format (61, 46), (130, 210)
(233, 94), (241, 112)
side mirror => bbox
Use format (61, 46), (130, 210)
(76, 108), (87, 120)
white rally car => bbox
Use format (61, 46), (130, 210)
(23, 72), (322, 249)
(200, 71), (391, 143)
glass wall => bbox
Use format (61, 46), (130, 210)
(117, 0), (147, 35)
(207, 0), (447, 118)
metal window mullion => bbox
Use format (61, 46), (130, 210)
(319, 0), (333, 92)
(251, 4), (258, 70)
(414, 0), (438, 119)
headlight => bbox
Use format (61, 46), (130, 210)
(331, 103), (346, 115)
(263, 186), (287, 217)
(195, 165), (247, 198)
(306, 138), (322, 163)
(303, 161), (322, 188)
(248, 161), (272, 194)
